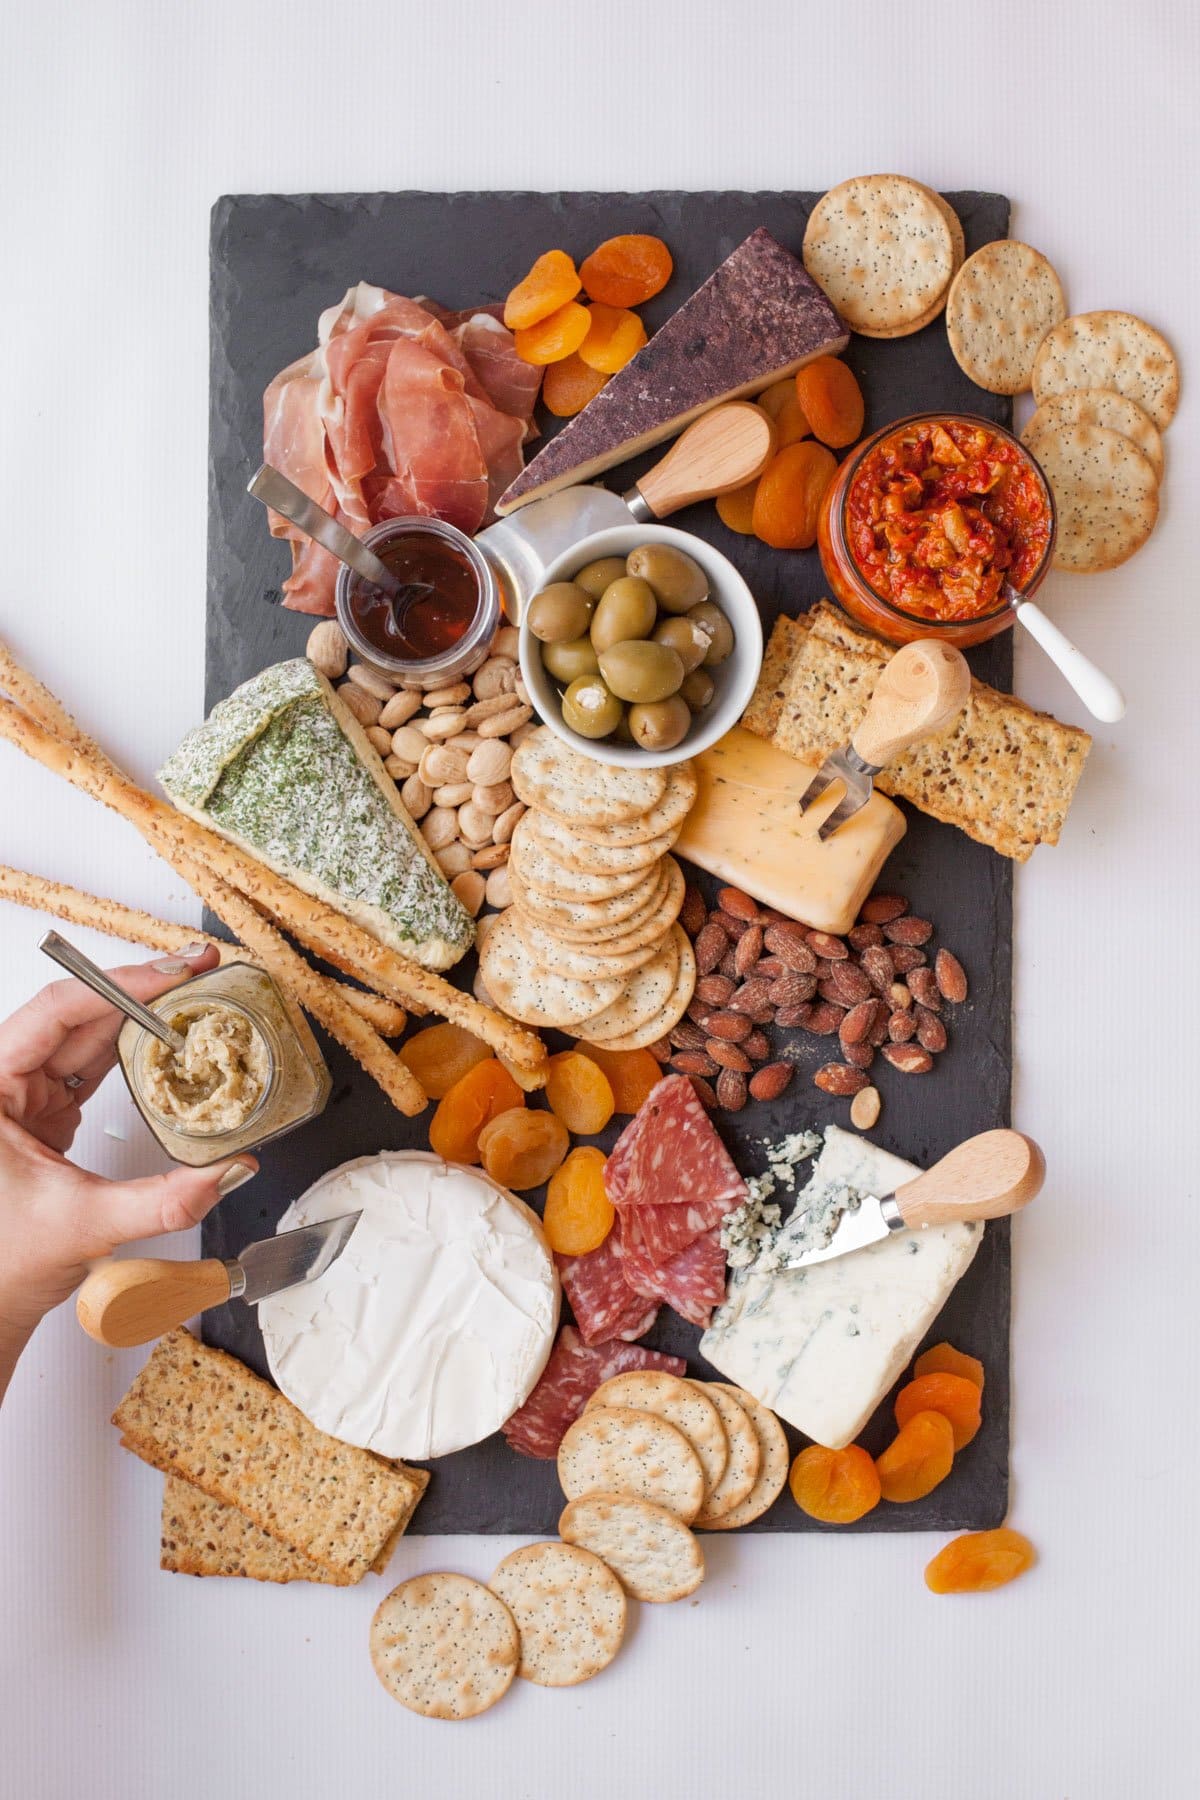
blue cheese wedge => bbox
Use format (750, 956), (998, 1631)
(159, 660), (473, 970)
(700, 1126), (981, 1449)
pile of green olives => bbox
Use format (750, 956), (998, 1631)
(527, 542), (735, 754)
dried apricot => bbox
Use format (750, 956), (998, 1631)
(716, 479), (759, 535)
(789, 1444), (880, 1523)
(875, 1409), (955, 1503)
(478, 1107), (570, 1192)
(751, 442), (838, 549)
(543, 1145), (615, 1255)
(514, 301), (592, 367)
(925, 1527), (1035, 1594)
(578, 304), (648, 375)
(428, 1058), (524, 1165)
(545, 1051), (615, 1135)
(542, 352), (607, 418)
(794, 356), (865, 449)
(579, 234), (673, 308)
(774, 395), (812, 448)
(896, 1373), (982, 1450)
(756, 377), (798, 422)
(569, 1043), (661, 1114)
(914, 1342), (985, 1391)
(503, 249), (581, 331)
(398, 1022), (491, 1100)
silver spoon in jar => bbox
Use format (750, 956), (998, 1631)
(247, 465), (433, 612)
(39, 931), (187, 1053)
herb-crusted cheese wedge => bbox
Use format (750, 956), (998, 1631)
(159, 660), (473, 970)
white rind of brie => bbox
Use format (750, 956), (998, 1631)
(700, 1125), (981, 1450)
(259, 1152), (560, 1460)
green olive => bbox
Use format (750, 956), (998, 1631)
(574, 556), (629, 601)
(527, 581), (594, 644)
(541, 636), (600, 684)
(626, 543), (709, 614)
(598, 639), (685, 704)
(687, 599), (735, 667)
(680, 667), (716, 712)
(652, 615), (711, 674)
(628, 696), (691, 752)
(561, 675), (623, 739)
(590, 577), (658, 653)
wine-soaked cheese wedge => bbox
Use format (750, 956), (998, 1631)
(497, 230), (848, 512)
(676, 728), (906, 936)
(701, 1127), (981, 1450)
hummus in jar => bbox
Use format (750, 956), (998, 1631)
(141, 1002), (270, 1134)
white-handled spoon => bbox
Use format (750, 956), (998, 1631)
(1004, 586), (1126, 723)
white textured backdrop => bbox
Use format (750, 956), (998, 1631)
(0, 2), (1197, 1795)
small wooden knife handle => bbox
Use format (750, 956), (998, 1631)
(634, 403), (775, 517)
(851, 640), (972, 768)
(76, 1257), (233, 1348)
(892, 1130), (1045, 1230)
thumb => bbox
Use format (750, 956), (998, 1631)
(93, 1156), (258, 1249)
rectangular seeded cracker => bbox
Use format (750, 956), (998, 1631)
(113, 1330), (427, 1581)
(771, 604), (1091, 860)
(741, 614), (805, 739)
(160, 1477), (350, 1584)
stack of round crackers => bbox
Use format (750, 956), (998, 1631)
(802, 174), (965, 338)
(478, 727), (697, 1048)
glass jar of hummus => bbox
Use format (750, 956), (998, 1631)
(118, 961), (331, 1167)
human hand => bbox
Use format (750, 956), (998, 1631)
(0, 944), (257, 1361)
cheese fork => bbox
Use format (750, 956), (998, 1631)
(777, 1129), (1044, 1270)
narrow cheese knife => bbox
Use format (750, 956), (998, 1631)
(776, 1129), (1044, 1270)
(75, 1211), (362, 1349)
(795, 639), (972, 839)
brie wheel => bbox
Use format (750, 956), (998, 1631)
(259, 1151), (559, 1459)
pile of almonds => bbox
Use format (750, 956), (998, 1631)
(307, 619), (536, 920)
(662, 884), (968, 1128)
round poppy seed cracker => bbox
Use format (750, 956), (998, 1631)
(508, 908), (662, 981)
(559, 1492), (704, 1603)
(1031, 310), (1179, 430)
(479, 908), (624, 1028)
(525, 806), (676, 875)
(511, 727), (667, 827)
(509, 813), (653, 902)
(946, 240), (1066, 394)
(557, 1404), (705, 1522)
(698, 1385), (790, 1529)
(803, 174), (955, 336)
(369, 1572), (519, 1719)
(585, 1370), (729, 1503)
(691, 1382), (761, 1523)
(1023, 388), (1163, 480)
(570, 929), (683, 1046)
(509, 857), (665, 932)
(489, 1541), (626, 1688)
(1028, 422), (1159, 572)
(583, 925), (695, 1051)
(569, 762), (698, 848)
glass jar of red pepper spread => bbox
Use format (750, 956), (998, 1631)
(817, 413), (1055, 648)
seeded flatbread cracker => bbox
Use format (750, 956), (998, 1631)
(699, 1385), (790, 1530)
(690, 1384), (761, 1524)
(1023, 388), (1164, 480)
(1031, 310), (1179, 430)
(569, 761), (698, 848)
(509, 856), (664, 932)
(509, 812), (655, 903)
(946, 240), (1066, 394)
(741, 614), (805, 739)
(511, 727), (667, 826)
(1028, 422), (1159, 572)
(112, 1329), (425, 1582)
(559, 1493), (704, 1603)
(557, 1404), (705, 1522)
(370, 1573), (519, 1720)
(523, 806), (676, 875)
(583, 925), (695, 1051)
(803, 174), (956, 336)
(489, 1542), (626, 1687)
(571, 929), (682, 1046)
(510, 908), (663, 980)
(586, 1370), (728, 1502)
(160, 1477), (349, 1584)
(479, 907), (624, 1028)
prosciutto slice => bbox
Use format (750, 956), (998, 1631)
(618, 1191), (736, 1269)
(604, 1075), (747, 1212)
(619, 1227), (728, 1328)
(502, 1327), (686, 1459)
(557, 1235), (659, 1347)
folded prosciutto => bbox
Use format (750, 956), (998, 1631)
(261, 283), (540, 615)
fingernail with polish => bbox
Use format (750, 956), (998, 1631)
(216, 1161), (256, 1197)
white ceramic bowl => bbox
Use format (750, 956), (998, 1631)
(519, 523), (763, 768)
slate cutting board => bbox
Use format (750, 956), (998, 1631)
(203, 190), (1013, 1533)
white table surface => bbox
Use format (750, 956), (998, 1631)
(1, 2), (1197, 1794)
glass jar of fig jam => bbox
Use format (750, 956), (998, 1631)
(334, 516), (502, 688)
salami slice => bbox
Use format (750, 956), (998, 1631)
(619, 1190), (737, 1267)
(502, 1327), (686, 1459)
(604, 1075), (747, 1212)
(558, 1234), (659, 1347)
(619, 1228), (728, 1328)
